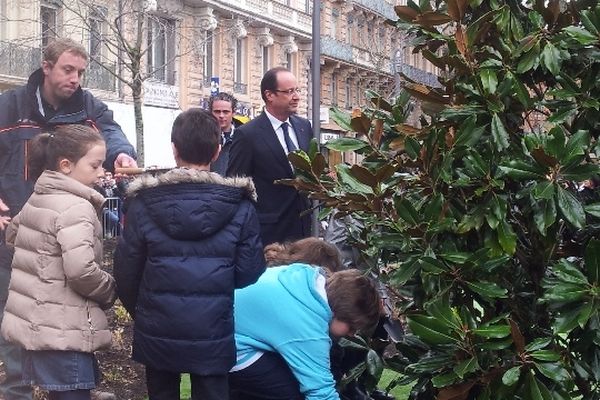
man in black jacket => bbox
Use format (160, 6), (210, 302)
(0, 37), (136, 400)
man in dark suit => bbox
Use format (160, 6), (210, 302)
(227, 67), (312, 245)
(209, 92), (239, 175)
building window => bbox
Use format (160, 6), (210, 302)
(356, 81), (361, 105)
(203, 32), (213, 85)
(305, 0), (311, 14)
(262, 45), (270, 76)
(378, 27), (386, 51)
(286, 52), (296, 75)
(88, 8), (105, 60)
(331, 72), (338, 106)
(41, 2), (59, 48)
(346, 15), (353, 45)
(331, 8), (339, 39)
(345, 78), (351, 108)
(147, 17), (176, 85)
(233, 38), (247, 94)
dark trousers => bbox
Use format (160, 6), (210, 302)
(229, 352), (304, 400)
(145, 367), (229, 400)
(0, 263), (32, 400)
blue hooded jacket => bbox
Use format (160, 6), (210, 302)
(114, 168), (266, 375)
(234, 264), (339, 400)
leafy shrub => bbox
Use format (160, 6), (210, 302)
(283, 1), (600, 398)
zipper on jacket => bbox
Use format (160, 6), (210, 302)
(86, 300), (95, 333)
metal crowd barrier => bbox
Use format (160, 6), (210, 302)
(101, 197), (122, 239)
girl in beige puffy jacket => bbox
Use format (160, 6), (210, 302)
(1, 125), (116, 400)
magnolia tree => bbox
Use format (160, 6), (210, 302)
(283, 1), (600, 398)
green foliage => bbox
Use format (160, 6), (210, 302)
(282, 1), (600, 398)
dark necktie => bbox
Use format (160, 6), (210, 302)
(223, 131), (232, 145)
(281, 122), (297, 152)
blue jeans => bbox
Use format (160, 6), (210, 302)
(22, 350), (99, 391)
(0, 261), (32, 400)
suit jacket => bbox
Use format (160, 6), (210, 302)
(227, 112), (312, 245)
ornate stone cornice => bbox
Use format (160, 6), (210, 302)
(281, 35), (298, 54)
(197, 7), (218, 31)
(256, 27), (274, 47)
(230, 19), (248, 40)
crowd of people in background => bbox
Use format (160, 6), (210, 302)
(0, 36), (386, 400)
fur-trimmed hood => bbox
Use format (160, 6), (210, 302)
(124, 167), (258, 241)
(126, 167), (257, 201)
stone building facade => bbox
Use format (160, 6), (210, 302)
(0, 0), (439, 166)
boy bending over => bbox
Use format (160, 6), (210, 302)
(230, 258), (380, 400)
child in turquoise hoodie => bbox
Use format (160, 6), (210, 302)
(230, 259), (380, 400)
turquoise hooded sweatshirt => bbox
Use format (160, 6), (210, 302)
(233, 263), (339, 400)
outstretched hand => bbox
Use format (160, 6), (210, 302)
(114, 153), (138, 169)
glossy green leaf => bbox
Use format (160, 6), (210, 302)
(502, 366), (521, 386)
(395, 197), (420, 226)
(326, 137), (370, 152)
(390, 258), (421, 285)
(407, 315), (458, 345)
(454, 357), (479, 379)
(584, 239), (600, 283)
(425, 298), (462, 330)
(563, 26), (598, 45)
(530, 350), (561, 362)
(497, 219), (517, 254)
(366, 348), (384, 378)
(541, 42), (560, 75)
(585, 203), (600, 218)
(533, 198), (557, 236)
(526, 371), (544, 400)
(525, 337), (552, 352)
(336, 164), (374, 194)
(491, 113), (509, 151)
(328, 107), (353, 131)
(534, 362), (570, 382)
(544, 282), (587, 303)
(556, 185), (585, 229)
(431, 371), (459, 388)
(498, 160), (545, 179)
(473, 324), (511, 338)
(466, 280), (508, 299)
(531, 181), (554, 200)
(480, 69), (498, 94)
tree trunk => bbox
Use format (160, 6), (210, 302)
(132, 79), (144, 167)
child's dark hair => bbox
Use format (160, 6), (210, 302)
(28, 125), (104, 180)
(171, 108), (220, 165)
(326, 270), (381, 334)
(264, 237), (343, 272)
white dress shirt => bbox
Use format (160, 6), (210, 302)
(264, 109), (299, 153)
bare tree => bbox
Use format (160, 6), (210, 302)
(0, 0), (245, 166)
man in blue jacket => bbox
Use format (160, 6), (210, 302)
(0, 37), (136, 400)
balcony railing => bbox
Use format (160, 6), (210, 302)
(0, 41), (41, 79)
(84, 60), (116, 92)
(321, 36), (353, 63)
(351, 0), (396, 20)
(233, 81), (247, 94)
(396, 63), (441, 88)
